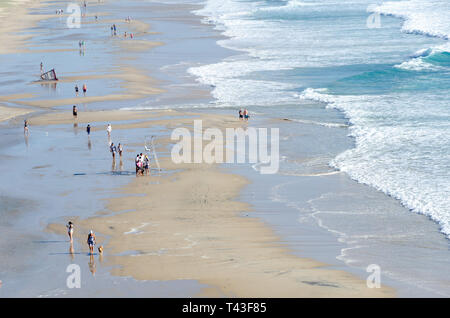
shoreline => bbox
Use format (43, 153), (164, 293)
(183, 0), (450, 297)
(4, 0), (443, 297)
(0, 0), (397, 297)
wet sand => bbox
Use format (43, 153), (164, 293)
(40, 108), (394, 297)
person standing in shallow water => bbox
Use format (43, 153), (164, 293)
(24, 119), (29, 134)
(118, 143), (123, 158)
(110, 142), (117, 159)
(66, 221), (74, 242)
(73, 105), (78, 117)
(75, 85), (79, 96)
(86, 124), (91, 135)
(87, 230), (96, 255)
(82, 83), (87, 96)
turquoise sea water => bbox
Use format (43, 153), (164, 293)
(188, 0), (450, 239)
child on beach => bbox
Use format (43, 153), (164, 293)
(87, 230), (96, 255)
(239, 109), (243, 120)
(75, 85), (79, 96)
(82, 84), (87, 96)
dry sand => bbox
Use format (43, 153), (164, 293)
(0, 105), (34, 122)
(44, 109), (395, 297)
(0, 0), (51, 55)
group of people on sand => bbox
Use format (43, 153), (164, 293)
(110, 142), (123, 159)
(67, 221), (102, 255)
(239, 109), (250, 121)
(110, 21), (134, 38)
(75, 84), (87, 96)
(135, 153), (150, 175)
(66, 221), (102, 275)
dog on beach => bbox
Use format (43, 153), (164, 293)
(98, 246), (104, 254)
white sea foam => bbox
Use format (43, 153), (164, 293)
(372, 0), (450, 40)
(283, 118), (348, 128)
(299, 88), (450, 238)
(190, 0), (450, 239)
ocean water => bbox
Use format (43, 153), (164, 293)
(188, 0), (450, 239)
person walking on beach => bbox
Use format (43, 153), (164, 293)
(110, 142), (117, 159)
(86, 124), (91, 135)
(118, 143), (123, 157)
(66, 221), (74, 242)
(144, 154), (150, 175)
(82, 83), (87, 96)
(135, 154), (144, 175)
(24, 119), (29, 135)
(73, 105), (78, 117)
(244, 109), (249, 121)
(106, 123), (112, 136)
(238, 109), (243, 121)
(135, 154), (140, 174)
(87, 230), (96, 254)
(75, 84), (79, 96)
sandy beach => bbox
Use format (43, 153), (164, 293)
(35, 108), (391, 297)
(0, 0), (395, 298)
(1, 0), (449, 299)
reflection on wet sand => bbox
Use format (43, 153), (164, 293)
(69, 242), (75, 261)
(40, 82), (57, 92)
(89, 254), (96, 276)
